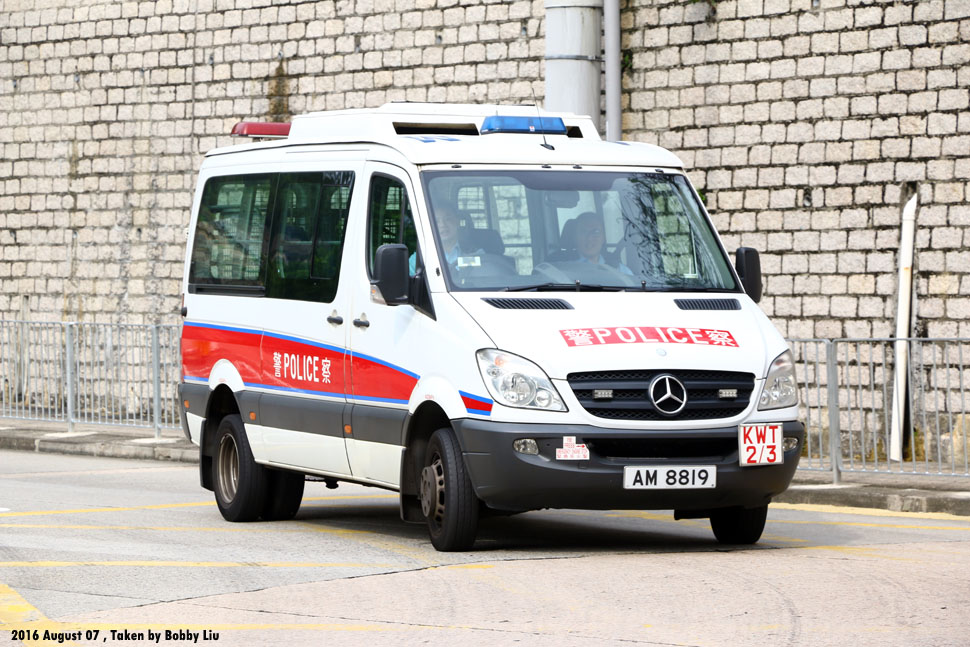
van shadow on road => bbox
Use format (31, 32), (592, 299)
(292, 500), (749, 554)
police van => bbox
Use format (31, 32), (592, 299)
(179, 103), (803, 551)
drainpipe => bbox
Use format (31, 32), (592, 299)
(889, 190), (918, 462)
(544, 0), (603, 131)
(603, 0), (621, 141)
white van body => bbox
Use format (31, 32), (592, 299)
(179, 103), (803, 550)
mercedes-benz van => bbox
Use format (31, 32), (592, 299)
(179, 103), (803, 551)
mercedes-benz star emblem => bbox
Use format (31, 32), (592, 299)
(649, 374), (688, 416)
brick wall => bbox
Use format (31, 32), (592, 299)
(1, 0), (968, 338)
(0, 0), (545, 324)
(624, 0), (970, 339)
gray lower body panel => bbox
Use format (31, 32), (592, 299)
(452, 419), (804, 512)
(178, 382), (208, 442)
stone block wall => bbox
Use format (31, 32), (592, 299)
(0, 0), (545, 324)
(1, 0), (968, 339)
(624, 0), (970, 339)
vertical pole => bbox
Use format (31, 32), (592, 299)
(603, 0), (621, 141)
(544, 0), (604, 128)
(152, 325), (162, 440)
(890, 191), (918, 461)
(826, 339), (842, 484)
(65, 323), (75, 434)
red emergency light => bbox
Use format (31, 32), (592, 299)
(230, 121), (291, 139)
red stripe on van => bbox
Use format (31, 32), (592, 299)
(461, 394), (493, 415)
(181, 325), (262, 384)
(259, 335), (348, 396)
(351, 355), (418, 404)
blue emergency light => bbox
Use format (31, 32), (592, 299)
(480, 115), (568, 135)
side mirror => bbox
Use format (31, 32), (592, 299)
(373, 244), (410, 305)
(735, 247), (762, 303)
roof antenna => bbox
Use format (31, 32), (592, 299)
(531, 86), (554, 151)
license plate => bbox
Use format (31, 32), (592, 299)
(623, 465), (716, 489)
(739, 423), (784, 466)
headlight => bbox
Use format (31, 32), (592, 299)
(758, 350), (799, 410)
(476, 349), (566, 411)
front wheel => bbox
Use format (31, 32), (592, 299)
(212, 414), (266, 522)
(419, 428), (479, 551)
(710, 504), (769, 544)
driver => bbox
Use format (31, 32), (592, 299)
(573, 212), (632, 275)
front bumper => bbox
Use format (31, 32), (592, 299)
(453, 419), (804, 512)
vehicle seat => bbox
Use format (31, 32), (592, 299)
(547, 218), (578, 262)
(458, 227), (516, 272)
(461, 227), (505, 255)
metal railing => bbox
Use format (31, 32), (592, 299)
(792, 337), (970, 482)
(0, 321), (181, 438)
(2, 321), (968, 481)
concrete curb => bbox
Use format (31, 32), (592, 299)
(777, 484), (970, 516)
(1, 430), (199, 464)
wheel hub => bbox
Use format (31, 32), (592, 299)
(216, 434), (239, 504)
(419, 457), (446, 523)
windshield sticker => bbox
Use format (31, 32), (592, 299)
(560, 327), (738, 348)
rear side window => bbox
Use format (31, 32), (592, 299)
(368, 174), (418, 277)
(189, 174), (273, 286)
(266, 171), (354, 303)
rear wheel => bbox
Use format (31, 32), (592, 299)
(261, 469), (305, 521)
(710, 504), (768, 544)
(213, 414), (266, 522)
(420, 428), (479, 551)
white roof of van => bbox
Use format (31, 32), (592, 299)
(211, 103), (685, 169)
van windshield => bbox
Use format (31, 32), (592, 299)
(421, 170), (739, 293)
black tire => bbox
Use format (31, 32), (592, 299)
(710, 504), (769, 544)
(261, 469), (305, 521)
(212, 414), (266, 522)
(419, 428), (479, 551)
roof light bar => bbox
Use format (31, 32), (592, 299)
(230, 122), (291, 139)
(480, 115), (568, 136)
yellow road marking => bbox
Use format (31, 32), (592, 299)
(0, 494), (396, 518)
(305, 495), (396, 502)
(595, 506), (969, 543)
(0, 561), (393, 569)
(0, 582), (79, 646)
(769, 518), (970, 532)
(0, 502), (215, 518)
(0, 466), (190, 479)
(296, 521), (436, 566)
(801, 545), (914, 561)
(0, 523), (367, 535)
(603, 511), (672, 522)
(759, 533), (808, 543)
(772, 502), (970, 522)
(0, 582), (45, 624)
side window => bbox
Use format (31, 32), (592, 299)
(189, 174), (273, 286)
(368, 174), (418, 277)
(266, 171), (354, 302)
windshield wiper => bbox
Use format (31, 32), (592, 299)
(506, 282), (624, 292)
(642, 286), (739, 293)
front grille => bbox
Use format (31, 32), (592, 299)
(568, 369), (755, 421)
(584, 437), (737, 460)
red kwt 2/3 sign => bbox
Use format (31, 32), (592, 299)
(560, 326), (738, 348)
(739, 423), (783, 466)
